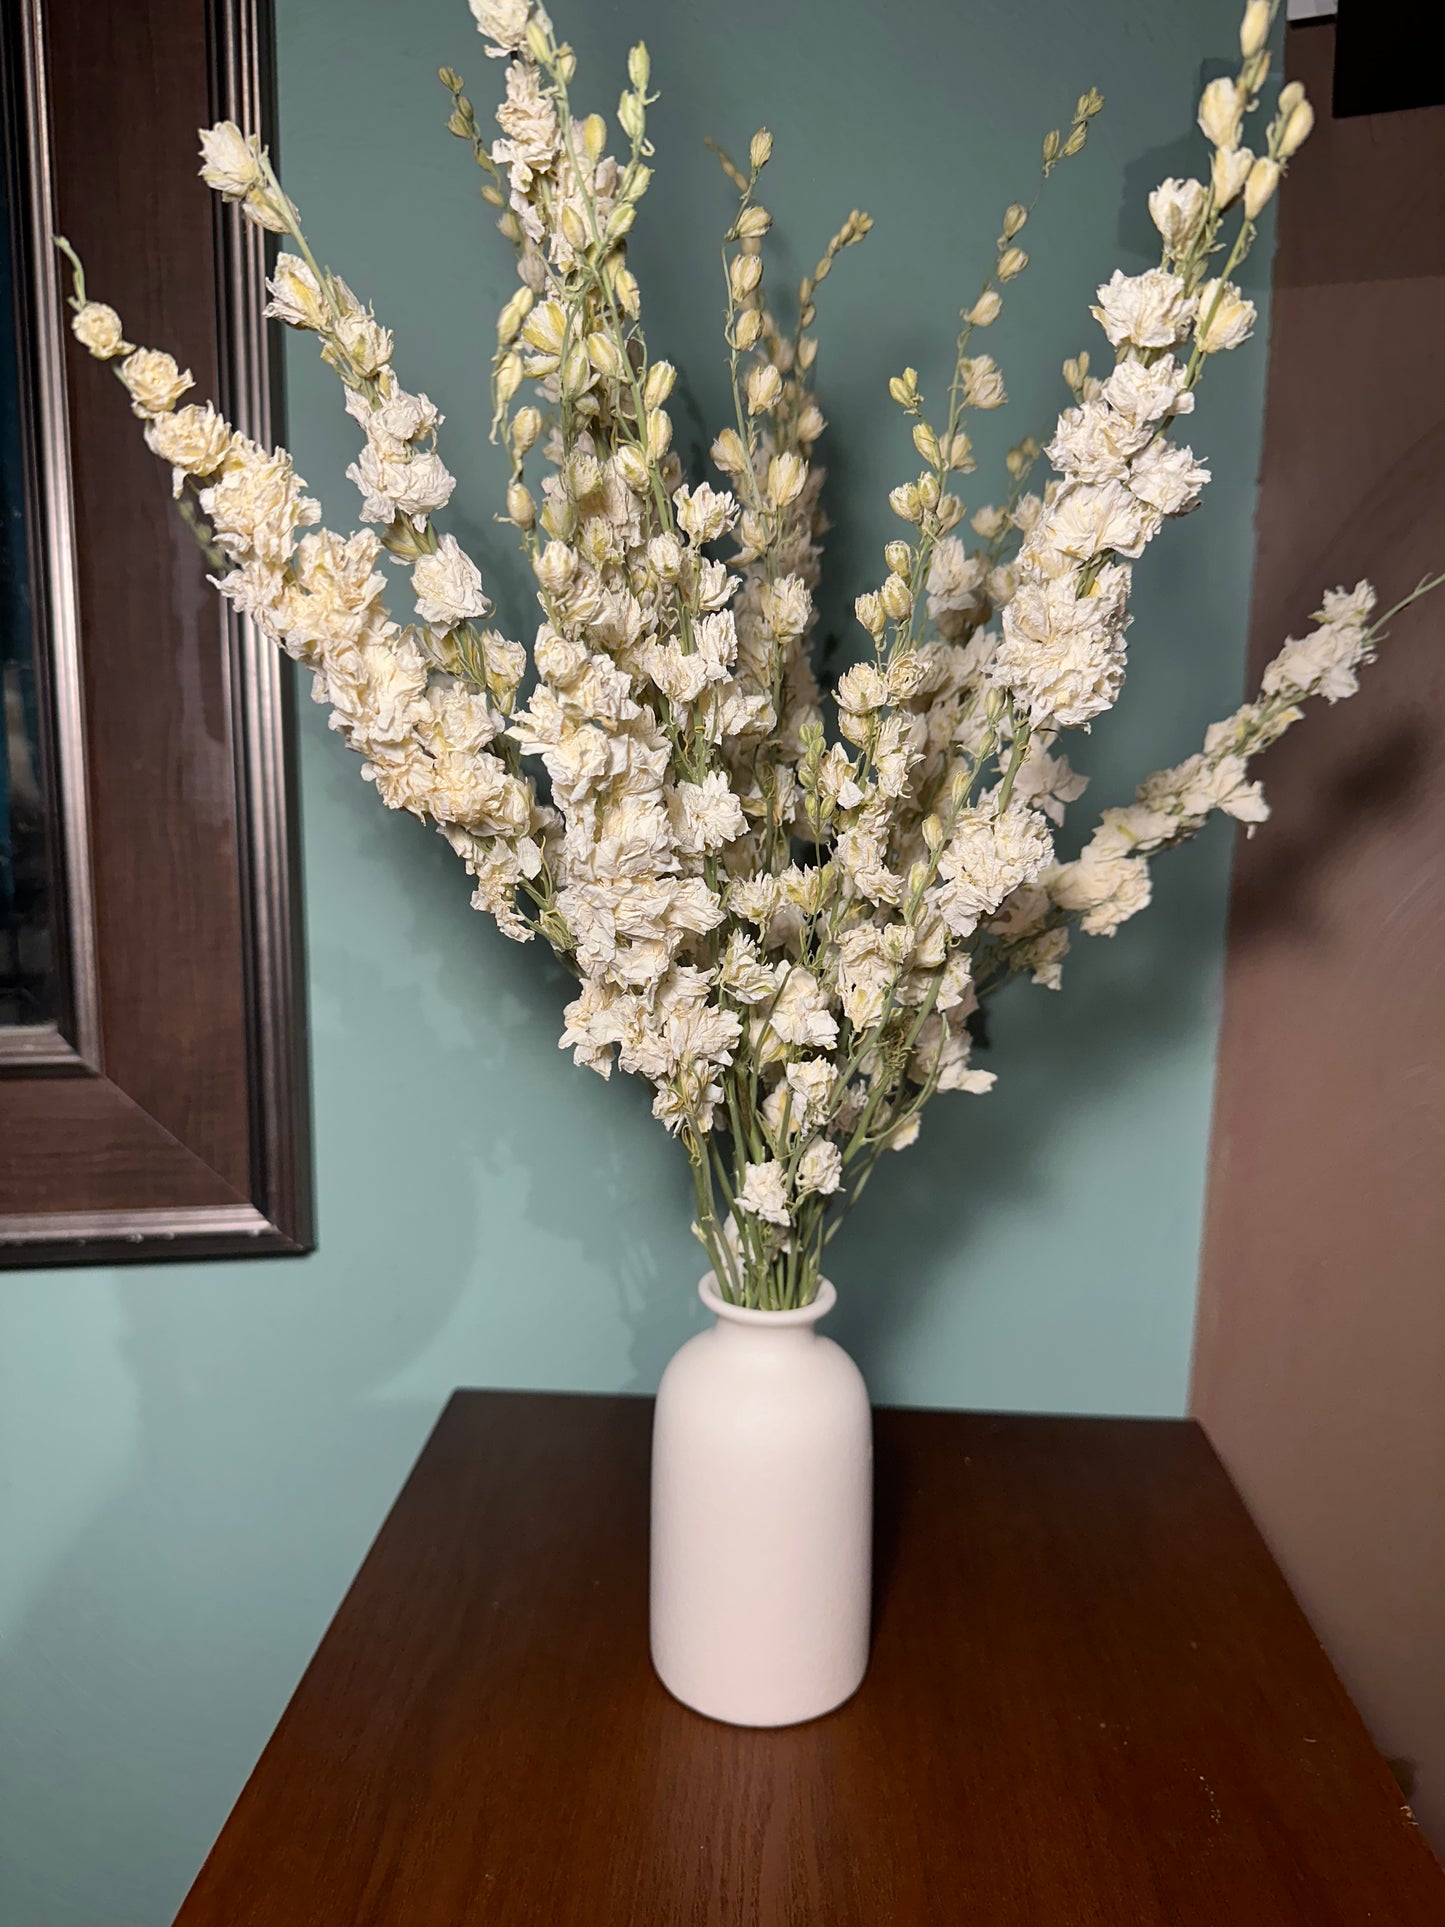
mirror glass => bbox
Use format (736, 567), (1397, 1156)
(0, 26), (59, 1032)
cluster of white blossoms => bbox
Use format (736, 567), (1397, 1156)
(62, 0), (1433, 1309)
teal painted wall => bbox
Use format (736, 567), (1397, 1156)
(0, 2), (1271, 1919)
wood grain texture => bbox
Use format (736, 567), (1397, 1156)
(1195, 21), (1445, 1846)
(0, 0), (311, 1263)
(174, 1393), (1445, 1926)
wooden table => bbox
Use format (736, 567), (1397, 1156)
(174, 1393), (1445, 1924)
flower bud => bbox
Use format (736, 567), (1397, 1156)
(1210, 142), (1254, 208)
(534, 540), (577, 595)
(494, 350), (523, 406)
(854, 591), (885, 639)
(614, 443), (650, 493)
(1148, 176), (1208, 257)
(749, 128), (773, 171)
(735, 204), (771, 239)
(538, 496), (571, 542)
(729, 253), (763, 301)
(765, 450), (806, 508)
(746, 363), (783, 415)
(1277, 80), (1305, 116)
(1239, 0), (1270, 59)
(560, 203), (589, 252)
(585, 331), (625, 379)
(883, 540), (912, 575)
(887, 366), (919, 408)
(559, 341), (590, 397)
(922, 814), (945, 854)
(506, 480), (536, 528)
(580, 114), (607, 163)
(613, 263), (641, 317)
(1194, 277), (1257, 354)
(511, 405), (542, 457)
(888, 484), (923, 524)
(732, 309), (764, 351)
(1001, 203), (1028, 239)
(983, 685), (1008, 723)
(1243, 155), (1280, 219)
(917, 472), (941, 511)
(496, 285), (534, 345)
(646, 408), (672, 459)
(604, 203), (636, 243)
(879, 572), (913, 621)
(644, 360), (676, 408)
(944, 432), (975, 473)
(968, 289), (1002, 327)
(912, 421), (942, 467)
(617, 91), (645, 147)
(627, 42), (650, 90)
(996, 246), (1028, 282)
(711, 427), (747, 472)
(1197, 75), (1243, 149)
(649, 532), (683, 580)
(712, 431), (747, 475)
(1279, 96), (1314, 157)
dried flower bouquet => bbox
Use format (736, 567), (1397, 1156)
(60, 0), (1438, 1309)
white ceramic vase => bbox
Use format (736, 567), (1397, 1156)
(650, 1273), (872, 1727)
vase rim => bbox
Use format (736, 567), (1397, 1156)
(698, 1273), (837, 1327)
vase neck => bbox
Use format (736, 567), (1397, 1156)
(698, 1274), (836, 1333)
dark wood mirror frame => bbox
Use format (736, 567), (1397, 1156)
(0, 0), (312, 1265)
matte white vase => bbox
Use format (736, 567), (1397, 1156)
(650, 1273), (872, 1727)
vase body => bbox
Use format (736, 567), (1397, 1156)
(650, 1274), (872, 1726)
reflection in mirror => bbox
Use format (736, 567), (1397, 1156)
(0, 20), (57, 1031)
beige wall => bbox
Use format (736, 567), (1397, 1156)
(1194, 24), (1445, 1848)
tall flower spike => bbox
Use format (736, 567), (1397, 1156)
(64, 0), (1435, 1311)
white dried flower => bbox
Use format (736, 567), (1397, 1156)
(1101, 355), (1193, 426)
(471, 0), (533, 53)
(119, 348), (193, 418)
(198, 120), (266, 200)
(797, 1139), (843, 1196)
(674, 482), (737, 544)
(961, 355), (1007, 410)
(930, 805), (1054, 938)
(71, 302), (132, 360)
(1091, 269), (1196, 351)
(347, 443), (456, 528)
(265, 255), (327, 330)
(669, 772), (746, 855)
(198, 121), (293, 231)
(143, 403), (234, 495)
(412, 533), (491, 628)
(1194, 280), (1256, 355)
(736, 1159), (791, 1225)
(1126, 441), (1209, 518)
(1148, 178), (1208, 257)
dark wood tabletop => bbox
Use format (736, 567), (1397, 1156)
(173, 1391), (1445, 1925)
